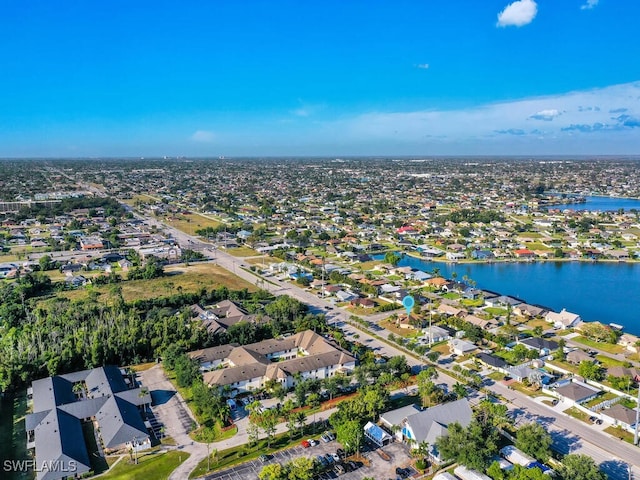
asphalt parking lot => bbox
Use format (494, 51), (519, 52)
(203, 440), (415, 480)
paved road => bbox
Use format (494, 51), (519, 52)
(146, 216), (640, 478)
(487, 380), (640, 480)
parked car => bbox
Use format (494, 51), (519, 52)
(259, 454), (270, 463)
(301, 440), (311, 448)
(316, 455), (328, 467)
(334, 464), (346, 475)
(307, 438), (318, 447)
(336, 448), (345, 458)
(331, 453), (340, 463)
(324, 454), (335, 464)
(396, 467), (411, 478)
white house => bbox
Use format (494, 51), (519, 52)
(545, 309), (581, 329)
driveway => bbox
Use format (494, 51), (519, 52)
(139, 364), (208, 480)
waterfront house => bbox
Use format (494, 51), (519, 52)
(513, 303), (549, 319)
(545, 309), (581, 330)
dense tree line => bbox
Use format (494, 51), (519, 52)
(13, 196), (125, 221)
(440, 208), (505, 224)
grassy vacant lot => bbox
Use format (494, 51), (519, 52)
(0, 391), (31, 480)
(58, 262), (256, 302)
(525, 318), (552, 329)
(572, 336), (625, 355)
(604, 426), (635, 443)
(165, 213), (221, 235)
(121, 194), (158, 206)
(246, 256), (279, 266)
(225, 246), (260, 257)
(484, 307), (507, 317)
(101, 451), (188, 480)
(595, 354), (628, 368)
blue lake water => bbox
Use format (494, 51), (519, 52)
(547, 195), (640, 212)
(374, 254), (640, 335)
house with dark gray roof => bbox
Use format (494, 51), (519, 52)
(26, 366), (151, 480)
(518, 337), (559, 356)
(476, 352), (508, 369)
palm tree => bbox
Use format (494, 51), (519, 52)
(453, 382), (467, 399)
(138, 387), (150, 412)
(72, 382), (85, 399)
(294, 411), (307, 437)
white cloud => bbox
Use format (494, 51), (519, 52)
(320, 81), (640, 152)
(529, 109), (562, 121)
(415, 63), (430, 70)
(581, 0), (599, 10)
(190, 130), (215, 142)
(497, 0), (538, 27)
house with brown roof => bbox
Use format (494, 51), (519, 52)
(566, 349), (593, 365)
(554, 381), (600, 404)
(601, 404), (638, 432)
(191, 330), (356, 394)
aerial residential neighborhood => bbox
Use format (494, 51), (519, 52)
(1, 157), (640, 480)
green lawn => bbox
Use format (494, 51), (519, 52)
(225, 246), (261, 257)
(485, 307), (507, 317)
(563, 407), (590, 423)
(595, 354), (628, 368)
(583, 391), (617, 409)
(55, 262), (256, 302)
(442, 293), (461, 300)
(100, 451), (188, 480)
(0, 390), (32, 480)
(604, 426), (635, 443)
(189, 423), (325, 479)
(572, 336), (625, 354)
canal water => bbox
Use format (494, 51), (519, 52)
(373, 254), (640, 335)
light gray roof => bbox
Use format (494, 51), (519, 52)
(404, 398), (473, 444)
(34, 409), (91, 480)
(380, 404), (421, 427)
(95, 396), (149, 449)
(31, 376), (76, 413)
(58, 396), (107, 420)
(85, 365), (128, 397)
(555, 382), (600, 402)
(29, 366), (150, 475)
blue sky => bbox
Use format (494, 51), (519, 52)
(1, 0), (639, 157)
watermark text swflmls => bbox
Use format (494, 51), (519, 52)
(3, 460), (78, 473)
